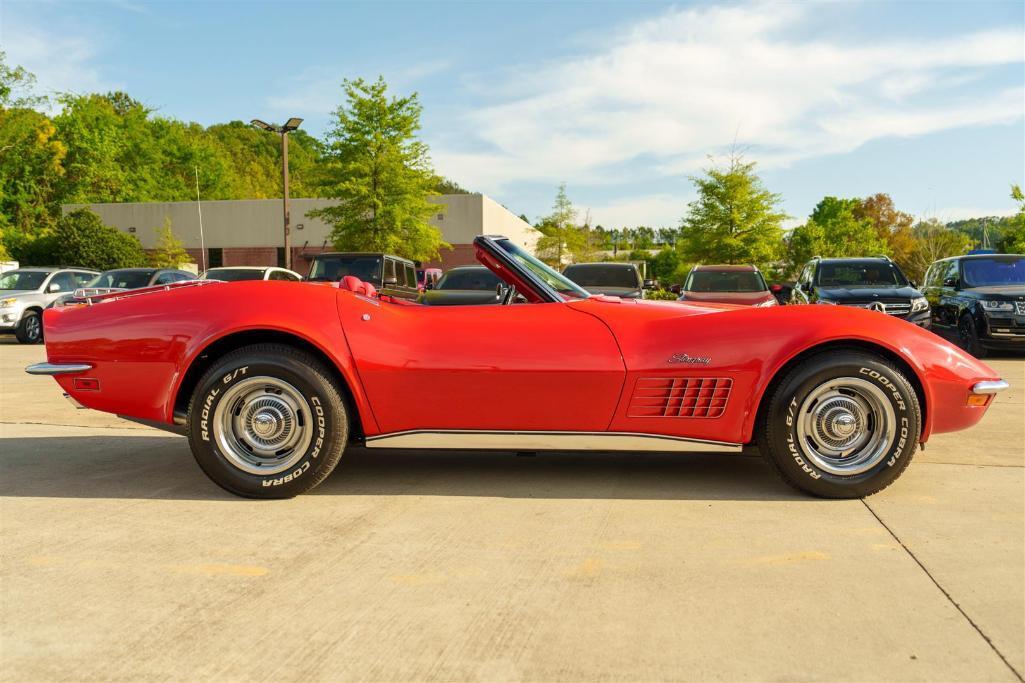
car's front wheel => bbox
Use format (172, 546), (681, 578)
(15, 310), (43, 344)
(186, 343), (349, 498)
(759, 350), (921, 498)
(957, 312), (987, 358)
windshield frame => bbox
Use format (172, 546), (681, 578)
(475, 236), (590, 302)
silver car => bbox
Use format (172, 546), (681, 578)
(0, 267), (98, 343)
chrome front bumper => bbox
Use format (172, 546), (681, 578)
(972, 380), (1010, 394)
(25, 362), (93, 375)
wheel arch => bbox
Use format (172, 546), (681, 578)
(171, 328), (369, 442)
(749, 338), (928, 446)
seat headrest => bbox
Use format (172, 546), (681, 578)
(339, 275), (378, 298)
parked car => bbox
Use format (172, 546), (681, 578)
(562, 262), (650, 298)
(678, 265), (777, 306)
(922, 253), (1025, 357)
(418, 265), (503, 306)
(51, 268), (197, 307)
(27, 235), (1006, 500)
(200, 267), (302, 282)
(307, 252), (419, 301)
(0, 267), (98, 343)
(417, 267), (442, 291)
(791, 256), (930, 327)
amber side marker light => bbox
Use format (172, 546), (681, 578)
(966, 394), (991, 407)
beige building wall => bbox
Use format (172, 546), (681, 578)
(64, 194), (538, 253)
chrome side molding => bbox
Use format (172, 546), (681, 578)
(25, 362), (93, 376)
(365, 429), (743, 453)
(972, 380), (1010, 394)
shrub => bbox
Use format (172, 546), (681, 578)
(52, 209), (146, 270)
(645, 288), (679, 301)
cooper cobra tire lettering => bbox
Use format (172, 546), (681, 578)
(186, 344), (349, 499)
(859, 367), (906, 411)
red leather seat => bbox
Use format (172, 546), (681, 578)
(338, 275), (378, 298)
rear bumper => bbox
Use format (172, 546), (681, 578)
(25, 362), (93, 375)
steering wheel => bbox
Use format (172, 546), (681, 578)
(500, 284), (517, 305)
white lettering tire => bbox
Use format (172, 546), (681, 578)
(186, 343), (349, 498)
(759, 350), (921, 498)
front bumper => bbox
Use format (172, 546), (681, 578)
(25, 362), (94, 375)
(0, 306), (25, 330)
(981, 314), (1025, 348)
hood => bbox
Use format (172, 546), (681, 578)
(818, 285), (922, 301)
(0, 290), (37, 298)
(679, 290), (774, 305)
(583, 285), (642, 298)
(962, 285), (1025, 297)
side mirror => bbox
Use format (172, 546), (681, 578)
(642, 279), (656, 290)
(669, 284), (681, 295)
(383, 276), (398, 286)
(942, 277), (958, 288)
(425, 282), (434, 290)
(770, 284), (782, 292)
(48, 282), (61, 292)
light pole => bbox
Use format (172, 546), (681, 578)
(251, 117), (303, 270)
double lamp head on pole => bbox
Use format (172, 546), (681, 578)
(251, 117), (303, 270)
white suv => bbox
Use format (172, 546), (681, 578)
(0, 267), (98, 343)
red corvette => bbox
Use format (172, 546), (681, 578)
(27, 236), (1007, 499)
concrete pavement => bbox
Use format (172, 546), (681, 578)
(1, 338), (1022, 681)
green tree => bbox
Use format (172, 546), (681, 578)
(310, 77), (447, 261)
(1000, 184), (1025, 254)
(679, 155), (786, 270)
(647, 247), (681, 283)
(0, 50), (45, 109)
(150, 217), (190, 267)
(907, 218), (971, 283)
(785, 196), (889, 275)
(535, 183), (578, 266)
(0, 108), (66, 234)
(853, 193), (916, 273)
(52, 209), (146, 270)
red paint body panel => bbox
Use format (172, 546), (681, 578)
(41, 277), (1001, 446)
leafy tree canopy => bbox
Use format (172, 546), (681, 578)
(150, 217), (191, 268)
(52, 209), (147, 270)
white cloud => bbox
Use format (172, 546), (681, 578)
(584, 193), (688, 228)
(433, 3), (1024, 192)
(2, 25), (115, 103)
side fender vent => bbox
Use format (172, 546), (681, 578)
(628, 377), (733, 418)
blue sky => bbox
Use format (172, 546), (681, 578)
(2, 0), (1022, 228)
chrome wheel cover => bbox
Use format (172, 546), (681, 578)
(795, 377), (895, 476)
(212, 376), (313, 475)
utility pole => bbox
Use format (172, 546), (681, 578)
(251, 117), (303, 270)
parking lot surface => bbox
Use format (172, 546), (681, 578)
(1, 338), (1022, 681)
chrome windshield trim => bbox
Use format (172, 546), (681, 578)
(365, 429), (743, 453)
(971, 380), (1010, 395)
(25, 362), (93, 376)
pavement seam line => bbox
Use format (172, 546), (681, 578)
(861, 498), (1024, 682)
(0, 420), (155, 432)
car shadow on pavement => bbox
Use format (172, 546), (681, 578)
(0, 435), (809, 502)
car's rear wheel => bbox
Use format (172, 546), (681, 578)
(15, 310), (43, 344)
(759, 350), (920, 498)
(957, 312), (987, 358)
(186, 343), (348, 498)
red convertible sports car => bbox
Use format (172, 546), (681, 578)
(27, 236), (1008, 499)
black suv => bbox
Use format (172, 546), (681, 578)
(922, 253), (1025, 357)
(792, 256), (930, 327)
(306, 252), (420, 301)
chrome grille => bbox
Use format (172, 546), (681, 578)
(628, 377), (732, 418)
(843, 302), (911, 316)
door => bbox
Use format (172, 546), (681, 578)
(932, 260), (961, 331)
(338, 297), (626, 434)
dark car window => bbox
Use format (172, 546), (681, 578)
(0, 270), (48, 290)
(685, 270), (767, 293)
(309, 256), (382, 284)
(205, 268), (266, 281)
(404, 263), (416, 289)
(154, 272), (178, 285)
(563, 264), (640, 288)
(816, 262), (908, 287)
(90, 270), (156, 289)
(268, 270), (298, 281)
(437, 268), (502, 290)
(961, 256), (1025, 287)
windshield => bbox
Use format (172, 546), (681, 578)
(961, 256), (1025, 287)
(817, 262), (908, 288)
(308, 255), (382, 283)
(437, 268), (501, 290)
(89, 270), (155, 289)
(0, 270), (47, 291)
(495, 239), (590, 299)
(203, 268), (265, 282)
(563, 264), (640, 289)
(685, 270), (766, 292)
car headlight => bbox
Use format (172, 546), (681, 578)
(911, 297), (929, 313)
(981, 300), (1013, 312)
(0, 297), (17, 308)
(755, 298), (777, 307)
